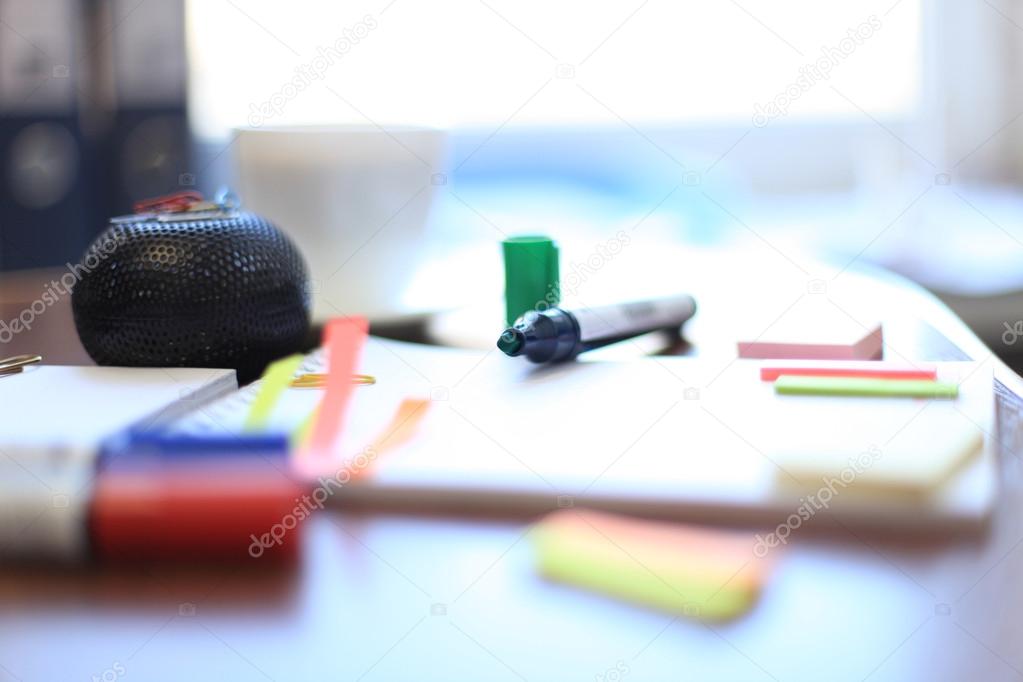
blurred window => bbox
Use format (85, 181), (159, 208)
(187, 1), (921, 146)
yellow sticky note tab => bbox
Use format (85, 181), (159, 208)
(290, 405), (319, 450)
(532, 510), (773, 621)
(774, 375), (958, 398)
(243, 354), (305, 432)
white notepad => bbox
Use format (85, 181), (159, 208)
(169, 338), (999, 533)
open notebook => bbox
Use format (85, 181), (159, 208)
(167, 337), (1000, 532)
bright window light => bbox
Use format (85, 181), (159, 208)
(187, 0), (921, 137)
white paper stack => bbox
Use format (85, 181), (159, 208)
(169, 337), (1000, 532)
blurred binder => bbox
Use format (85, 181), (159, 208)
(97, 0), (190, 217)
(0, 0), (94, 270)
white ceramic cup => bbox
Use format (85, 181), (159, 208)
(234, 125), (447, 322)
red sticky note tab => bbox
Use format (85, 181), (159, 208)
(303, 316), (368, 462)
(759, 364), (937, 382)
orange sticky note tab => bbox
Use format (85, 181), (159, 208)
(532, 510), (774, 620)
(303, 316), (368, 461)
(293, 398), (430, 481)
(359, 398), (429, 470)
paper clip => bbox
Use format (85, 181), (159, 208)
(290, 373), (375, 389)
(0, 353), (42, 378)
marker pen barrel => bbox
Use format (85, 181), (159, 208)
(92, 435), (302, 563)
(0, 445), (95, 561)
(498, 294), (697, 363)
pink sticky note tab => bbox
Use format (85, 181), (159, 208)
(302, 316), (368, 462)
(759, 364), (937, 382)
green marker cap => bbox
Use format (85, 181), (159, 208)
(502, 236), (559, 326)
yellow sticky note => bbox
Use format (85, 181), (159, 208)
(771, 404), (983, 494)
(243, 354), (305, 432)
(532, 510), (773, 621)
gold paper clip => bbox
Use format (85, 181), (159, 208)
(290, 373), (375, 388)
(0, 354), (42, 378)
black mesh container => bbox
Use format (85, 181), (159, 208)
(71, 211), (310, 383)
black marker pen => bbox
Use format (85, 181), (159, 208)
(497, 295), (697, 363)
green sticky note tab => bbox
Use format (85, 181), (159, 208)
(503, 236), (559, 326)
(243, 354), (306, 432)
(774, 375), (958, 398)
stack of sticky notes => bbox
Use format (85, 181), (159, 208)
(532, 510), (774, 620)
(758, 363), (983, 495)
(738, 313), (883, 360)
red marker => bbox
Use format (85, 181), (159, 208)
(91, 469), (304, 563)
